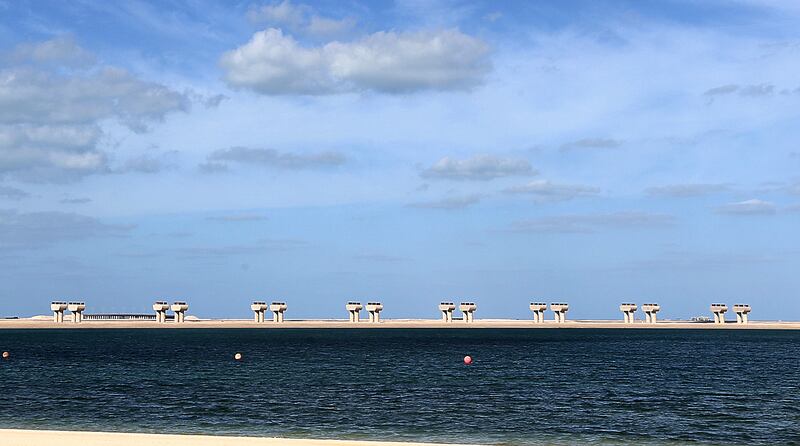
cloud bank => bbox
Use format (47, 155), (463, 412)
(220, 28), (491, 94)
(0, 37), (189, 182)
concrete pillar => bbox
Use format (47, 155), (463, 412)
(251, 301), (267, 323)
(269, 302), (287, 323)
(153, 301), (170, 323)
(439, 302), (455, 322)
(620, 304), (638, 324)
(642, 304), (660, 324)
(733, 304), (751, 324)
(346, 302), (363, 323)
(530, 303), (547, 324)
(50, 302), (67, 323)
(550, 303), (569, 323)
(171, 301), (189, 323)
(67, 302), (85, 323)
(710, 304), (727, 324)
(366, 302), (383, 323)
(459, 302), (477, 323)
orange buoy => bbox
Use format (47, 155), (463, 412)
(234, 353), (242, 361)
(463, 355), (472, 365)
(2, 351), (9, 359)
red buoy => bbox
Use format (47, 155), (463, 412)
(463, 355), (472, 365)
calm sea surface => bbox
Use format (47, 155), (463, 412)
(0, 329), (798, 445)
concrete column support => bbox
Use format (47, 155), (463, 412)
(550, 303), (569, 324)
(346, 302), (363, 323)
(733, 304), (751, 325)
(51, 302), (67, 324)
(641, 304), (660, 325)
(439, 302), (455, 323)
(530, 303), (547, 324)
(269, 302), (287, 323)
(459, 302), (477, 323)
(153, 301), (170, 324)
(366, 302), (383, 323)
(67, 302), (85, 324)
(619, 304), (637, 324)
(710, 304), (728, 324)
(171, 302), (189, 324)
(251, 302), (267, 323)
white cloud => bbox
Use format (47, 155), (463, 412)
(503, 180), (600, 202)
(0, 124), (107, 181)
(220, 28), (491, 94)
(715, 198), (777, 215)
(421, 155), (535, 181)
(0, 38), (189, 182)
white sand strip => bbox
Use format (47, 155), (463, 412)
(0, 429), (473, 446)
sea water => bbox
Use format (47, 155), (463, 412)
(0, 328), (798, 445)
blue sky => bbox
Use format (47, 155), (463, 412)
(1, 0), (799, 320)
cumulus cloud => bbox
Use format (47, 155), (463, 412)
(714, 199), (777, 215)
(407, 194), (481, 210)
(511, 212), (675, 233)
(503, 180), (599, 202)
(0, 209), (132, 249)
(421, 155), (535, 181)
(0, 38), (189, 182)
(559, 138), (622, 151)
(646, 183), (731, 197)
(0, 185), (30, 200)
(203, 146), (346, 171)
(220, 28), (490, 94)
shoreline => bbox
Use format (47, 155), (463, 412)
(0, 429), (470, 446)
(2, 318), (800, 330)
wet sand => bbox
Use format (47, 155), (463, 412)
(1, 318), (799, 329)
(0, 429), (471, 446)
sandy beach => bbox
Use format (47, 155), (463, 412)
(0, 430), (471, 446)
(1, 318), (799, 329)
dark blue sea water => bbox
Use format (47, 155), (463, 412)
(1, 329), (799, 445)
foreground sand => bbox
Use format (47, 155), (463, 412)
(1, 318), (800, 329)
(0, 429), (470, 446)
